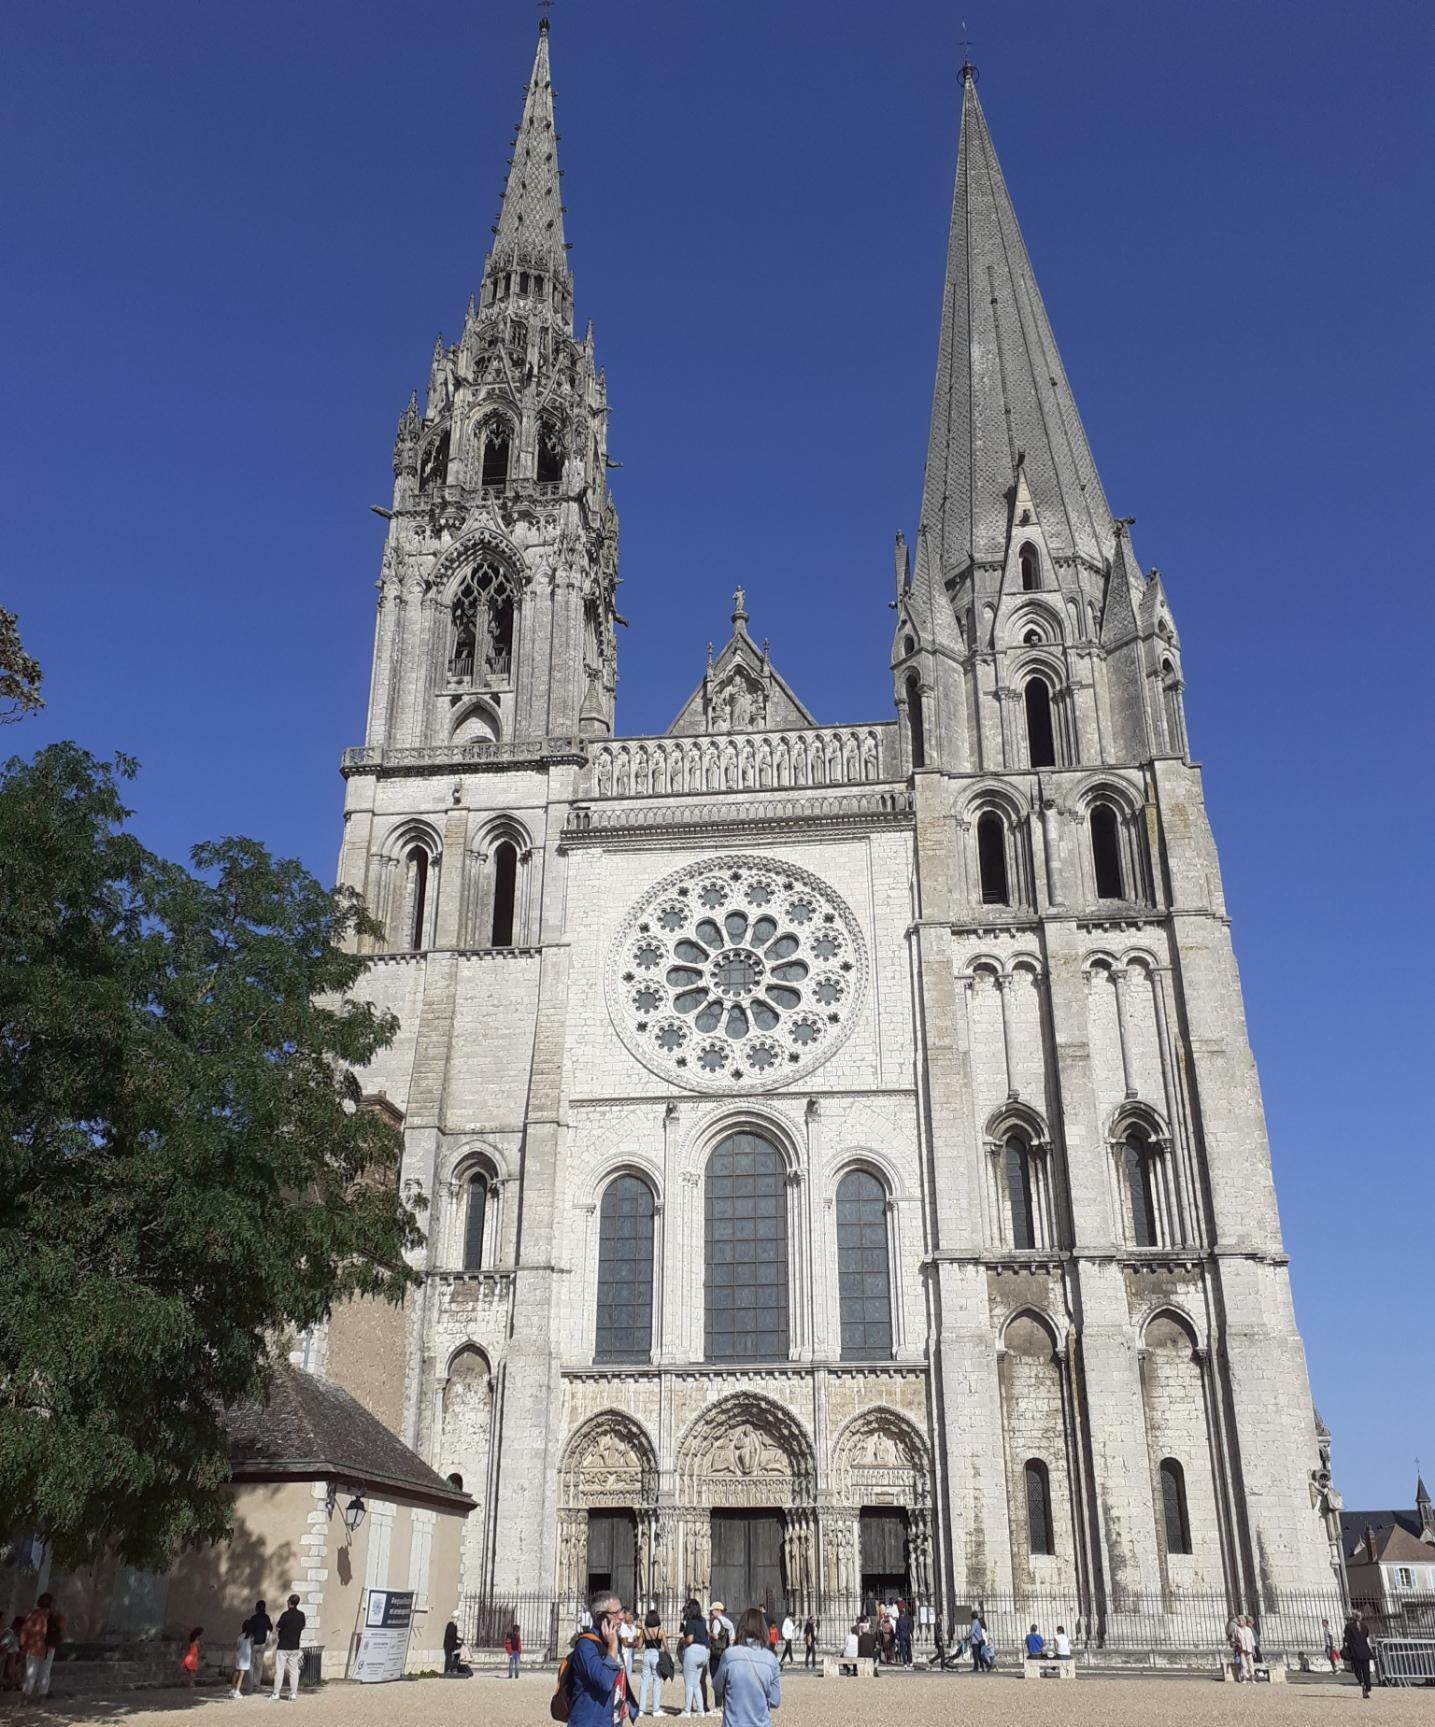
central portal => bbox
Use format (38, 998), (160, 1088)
(710, 1510), (786, 1617)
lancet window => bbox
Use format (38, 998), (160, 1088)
(594, 1175), (656, 1363)
(1024, 1459), (1054, 1554)
(836, 1170), (893, 1362)
(1019, 542), (1040, 591)
(480, 419), (512, 490)
(1159, 1459), (1192, 1554)
(537, 417), (565, 484)
(1024, 676), (1057, 768)
(705, 1133), (789, 1364)
(450, 560), (515, 684)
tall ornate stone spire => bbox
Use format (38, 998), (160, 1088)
(487, 18), (569, 286)
(915, 66), (1113, 595)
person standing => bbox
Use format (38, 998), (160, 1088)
(802, 1618), (816, 1670)
(182, 1628), (203, 1687)
(1234, 1616), (1256, 1683)
(245, 1600), (273, 1695)
(443, 1621), (461, 1675)
(968, 1612), (988, 1674)
(231, 1622), (253, 1698)
(1342, 1612), (1374, 1699)
(619, 1611), (638, 1689)
(712, 1610), (780, 1727)
(778, 1614), (795, 1668)
(20, 1594), (62, 1699)
(678, 1599), (710, 1719)
(896, 1605), (913, 1667)
(639, 1608), (667, 1718)
(567, 1592), (628, 1727)
(932, 1611), (946, 1670)
(505, 1623), (522, 1679)
(1321, 1618), (1339, 1675)
(270, 1593), (305, 1700)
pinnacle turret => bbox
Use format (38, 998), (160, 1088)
(915, 68), (1113, 596)
(486, 19), (569, 287)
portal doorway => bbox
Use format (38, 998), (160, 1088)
(859, 1506), (911, 1602)
(710, 1510), (786, 1617)
(587, 1509), (639, 1602)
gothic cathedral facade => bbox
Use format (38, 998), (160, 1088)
(328, 23), (1336, 1623)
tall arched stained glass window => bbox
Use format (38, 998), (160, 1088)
(1159, 1458), (1192, 1554)
(594, 1175), (656, 1364)
(1024, 1459), (1054, 1555)
(1006, 1136), (1036, 1249)
(705, 1133), (788, 1363)
(836, 1170), (893, 1361)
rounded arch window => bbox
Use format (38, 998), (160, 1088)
(1122, 1131), (1158, 1246)
(405, 845), (431, 950)
(1159, 1458), (1192, 1554)
(1024, 677), (1057, 768)
(595, 1175), (656, 1363)
(1089, 802), (1124, 899)
(490, 840), (518, 946)
(835, 1169), (892, 1362)
(1005, 1134), (1037, 1247)
(976, 811), (1010, 905)
(705, 1132), (789, 1363)
(1019, 543), (1040, 591)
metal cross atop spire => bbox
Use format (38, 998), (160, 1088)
(538, 0), (553, 30)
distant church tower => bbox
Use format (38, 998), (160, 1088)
(332, 26), (1339, 1630)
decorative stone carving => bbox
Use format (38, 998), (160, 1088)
(606, 854), (868, 1095)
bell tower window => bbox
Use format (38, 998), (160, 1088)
(450, 562), (514, 684)
(1090, 802), (1124, 899)
(420, 430), (449, 493)
(1024, 677), (1057, 768)
(481, 421), (511, 489)
(977, 812), (1010, 905)
(1019, 542), (1040, 591)
(406, 846), (430, 950)
(537, 420), (564, 484)
(490, 841), (518, 947)
(906, 674), (926, 769)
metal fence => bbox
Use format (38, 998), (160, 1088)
(459, 1588), (1435, 1666)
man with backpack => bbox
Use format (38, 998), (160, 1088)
(555, 1590), (633, 1727)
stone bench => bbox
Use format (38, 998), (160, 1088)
(823, 1656), (876, 1679)
(1021, 1657), (1076, 1679)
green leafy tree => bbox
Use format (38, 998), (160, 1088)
(0, 744), (420, 1568)
(0, 608), (44, 724)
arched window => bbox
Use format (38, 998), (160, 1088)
(1162, 660), (1185, 755)
(480, 420), (511, 489)
(450, 561), (514, 682)
(594, 1175), (655, 1363)
(836, 1170), (893, 1362)
(1024, 1459), (1054, 1554)
(1019, 543), (1040, 591)
(906, 674), (925, 769)
(1123, 1132), (1158, 1247)
(420, 429), (449, 492)
(977, 811), (1010, 905)
(1159, 1458), (1191, 1554)
(1005, 1135), (1036, 1249)
(1089, 802), (1124, 898)
(537, 419), (564, 484)
(462, 1174), (488, 1270)
(490, 841), (518, 947)
(407, 846), (430, 950)
(903, 634), (916, 657)
(705, 1133), (788, 1363)
(446, 1471), (464, 1490)
(1024, 677), (1056, 768)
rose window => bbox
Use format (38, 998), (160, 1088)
(607, 855), (867, 1093)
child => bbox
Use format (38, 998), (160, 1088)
(230, 1623), (253, 1698)
(182, 1628), (203, 1687)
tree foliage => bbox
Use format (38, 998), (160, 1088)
(0, 745), (420, 1568)
(0, 608), (44, 725)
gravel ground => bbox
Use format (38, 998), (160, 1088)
(14, 1668), (1429, 1726)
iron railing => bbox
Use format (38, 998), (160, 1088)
(457, 1588), (1433, 1666)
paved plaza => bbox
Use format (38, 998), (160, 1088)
(12, 1670), (1430, 1726)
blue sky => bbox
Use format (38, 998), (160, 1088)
(3, 1), (1431, 1508)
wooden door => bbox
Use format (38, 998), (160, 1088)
(710, 1510), (786, 1616)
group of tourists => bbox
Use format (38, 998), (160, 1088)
(561, 1590), (783, 1727)
(221, 1595), (308, 1699)
(846, 1598), (915, 1666)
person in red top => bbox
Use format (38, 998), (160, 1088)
(20, 1594), (63, 1699)
(505, 1622), (522, 1679)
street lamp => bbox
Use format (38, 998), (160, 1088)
(342, 1494), (367, 1535)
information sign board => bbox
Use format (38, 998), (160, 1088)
(351, 1589), (414, 1683)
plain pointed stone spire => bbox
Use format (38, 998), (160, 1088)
(488, 18), (569, 282)
(916, 66), (1113, 592)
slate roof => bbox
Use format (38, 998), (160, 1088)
(487, 20), (569, 281)
(225, 1363), (471, 1512)
(1340, 1508), (1432, 1564)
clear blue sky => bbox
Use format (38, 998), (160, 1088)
(3, 1), (1431, 1508)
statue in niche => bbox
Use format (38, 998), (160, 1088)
(864, 1431), (900, 1468)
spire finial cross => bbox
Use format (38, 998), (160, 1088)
(538, 0), (553, 30)
(959, 21), (978, 83)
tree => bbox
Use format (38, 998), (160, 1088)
(0, 744), (421, 1569)
(0, 608), (43, 724)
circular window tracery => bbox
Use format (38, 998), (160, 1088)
(607, 856), (867, 1093)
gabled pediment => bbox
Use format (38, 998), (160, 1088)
(667, 590), (815, 736)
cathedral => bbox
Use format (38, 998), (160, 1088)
(327, 20), (1339, 1634)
